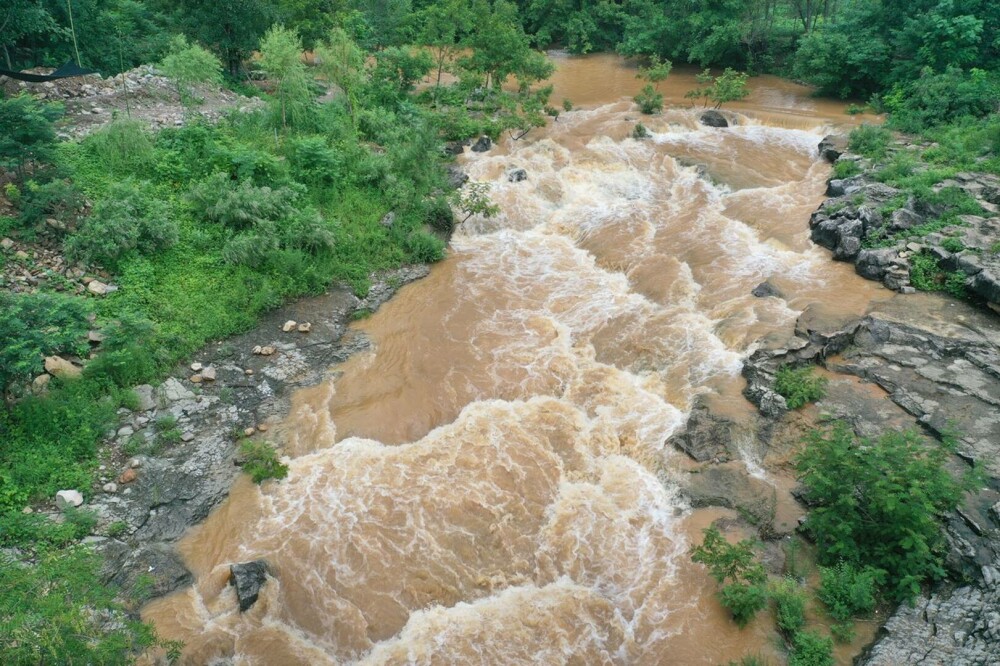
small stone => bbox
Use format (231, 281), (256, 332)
(181, 431), (194, 442)
(88, 330), (105, 343)
(117, 426), (134, 437)
(32, 374), (51, 392)
(87, 279), (111, 295)
(130, 458), (141, 468)
(282, 320), (297, 332)
(118, 468), (138, 484)
(244, 427), (256, 437)
(190, 374), (203, 383)
(901, 286), (916, 294)
(257, 424), (269, 432)
(201, 366), (216, 381)
(190, 362), (203, 372)
(252, 345), (263, 355)
(14, 250), (29, 260)
(297, 323), (311, 333)
(55, 489), (84, 509)
(102, 482), (118, 493)
(133, 384), (156, 411)
(0, 238), (14, 250)
(245, 368), (254, 376)
(22, 506), (33, 514)
(45, 355), (82, 379)
(506, 168), (528, 183)
(259, 346), (276, 356)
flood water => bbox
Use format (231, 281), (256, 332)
(143, 53), (889, 664)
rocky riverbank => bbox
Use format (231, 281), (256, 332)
(668, 133), (1000, 665)
(40, 265), (431, 603)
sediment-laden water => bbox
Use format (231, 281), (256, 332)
(143, 54), (888, 664)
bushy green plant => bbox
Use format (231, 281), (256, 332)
(404, 231), (446, 263)
(0, 94), (63, 180)
(239, 439), (289, 483)
(16, 179), (84, 232)
(0, 292), (90, 397)
(287, 135), (341, 185)
(634, 84), (664, 114)
(941, 236), (965, 253)
(65, 180), (178, 268)
(789, 630), (834, 666)
(692, 526), (768, 627)
(632, 123), (651, 139)
(833, 160), (860, 179)
(0, 546), (161, 663)
(81, 119), (156, 176)
(775, 365), (827, 409)
(849, 124), (892, 160)
(258, 25), (314, 129)
(187, 173), (297, 229)
(159, 34), (223, 105)
(910, 251), (967, 298)
(818, 562), (880, 622)
(770, 578), (807, 637)
(796, 422), (977, 601)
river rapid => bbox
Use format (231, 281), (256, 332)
(143, 54), (889, 664)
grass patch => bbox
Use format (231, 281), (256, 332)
(775, 365), (827, 409)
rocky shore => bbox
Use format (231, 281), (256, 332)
(45, 265), (432, 602)
(670, 133), (1000, 665)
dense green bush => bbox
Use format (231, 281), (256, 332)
(634, 84), (664, 114)
(287, 135), (342, 185)
(0, 95), (63, 180)
(789, 630), (834, 666)
(187, 173), (298, 229)
(818, 561), (881, 642)
(849, 125), (893, 161)
(775, 365), (827, 409)
(159, 34), (224, 105)
(16, 179), (85, 234)
(239, 439), (289, 483)
(796, 423), (976, 600)
(692, 526), (769, 627)
(81, 119), (157, 176)
(0, 292), (90, 397)
(65, 180), (179, 268)
(770, 578), (808, 638)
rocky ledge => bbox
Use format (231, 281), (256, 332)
(809, 137), (1000, 314)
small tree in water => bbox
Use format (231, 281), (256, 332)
(686, 68), (750, 108)
(450, 181), (500, 224)
(634, 55), (672, 114)
(691, 526), (769, 627)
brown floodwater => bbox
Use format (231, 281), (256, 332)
(143, 54), (890, 664)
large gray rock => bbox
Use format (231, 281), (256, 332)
(855, 248), (901, 281)
(669, 399), (735, 462)
(699, 110), (728, 128)
(818, 134), (848, 163)
(470, 135), (492, 152)
(230, 560), (270, 612)
(133, 384), (156, 411)
(55, 489), (84, 509)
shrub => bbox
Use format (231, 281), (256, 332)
(239, 440), (289, 483)
(632, 123), (650, 139)
(404, 230), (446, 263)
(833, 160), (860, 179)
(796, 422), (976, 601)
(424, 196), (455, 233)
(0, 292), (90, 397)
(818, 562), (880, 622)
(0, 546), (161, 663)
(0, 95), (63, 180)
(64, 180), (178, 269)
(187, 173), (298, 230)
(81, 119), (156, 176)
(159, 34), (223, 105)
(789, 630), (834, 666)
(692, 526), (768, 627)
(941, 236), (965, 253)
(849, 124), (892, 160)
(775, 365), (827, 409)
(634, 84), (663, 114)
(287, 135), (341, 185)
(910, 251), (967, 298)
(770, 578), (807, 637)
(16, 179), (85, 233)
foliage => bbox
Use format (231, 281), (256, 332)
(15, 178), (85, 233)
(796, 422), (977, 601)
(632, 122), (650, 139)
(0, 546), (163, 663)
(450, 181), (499, 224)
(685, 68), (750, 109)
(65, 180), (178, 268)
(909, 251), (967, 298)
(634, 84), (663, 114)
(637, 55), (672, 89)
(81, 118), (156, 176)
(833, 160), (861, 179)
(159, 34), (223, 105)
(258, 25), (314, 130)
(788, 630), (834, 666)
(0, 292), (90, 397)
(775, 365), (827, 409)
(849, 125), (893, 161)
(692, 526), (768, 627)
(239, 439), (289, 483)
(818, 561), (880, 641)
(770, 578), (807, 638)
(171, 0), (275, 76)
(0, 94), (63, 180)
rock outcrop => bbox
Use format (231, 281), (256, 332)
(230, 560), (270, 612)
(699, 110), (729, 128)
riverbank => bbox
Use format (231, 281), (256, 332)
(673, 131), (1000, 664)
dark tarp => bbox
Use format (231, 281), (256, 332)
(0, 61), (99, 83)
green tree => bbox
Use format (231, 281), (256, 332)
(259, 25), (314, 129)
(0, 94), (63, 181)
(692, 526), (769, 627)
(796, 423), (977, 601)
(171, 0), (275, 76)
(0, 1), (57, 69)
(159, 34), (223, 105)
(314, 27), (366, 125)
(416, 0), (473, 104)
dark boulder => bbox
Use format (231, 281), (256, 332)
(855, 248), (901, 281)
(669, 398), (735, 462)
(507, 168), (528, 183)
(442, 141), (465, 156)
(471, 135), (492, 152)
(446, 165), (468, 189)
(699, 110), (728, 128)
(752, 280), (783, 298)
(818, 134), (848, 163)
(230, 560), (270, 612)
